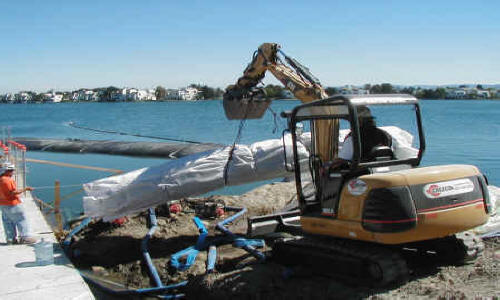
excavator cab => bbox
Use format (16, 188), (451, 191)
(231, 45), (489, 284)
(283, 94), (425, 217)
(248, 94), (488, 285)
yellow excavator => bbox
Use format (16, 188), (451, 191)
(223, 43), (491, 285)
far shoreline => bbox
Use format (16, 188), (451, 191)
(0, 94), (500, 105)
(1, 97), (500, 104)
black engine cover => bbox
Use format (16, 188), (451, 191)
(362, 186), (417, 233)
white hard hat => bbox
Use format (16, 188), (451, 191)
(0, 162), (15, 174)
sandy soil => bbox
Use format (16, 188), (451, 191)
(68, 182), (499, 299)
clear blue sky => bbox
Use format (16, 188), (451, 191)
(1, 0), (498, 93)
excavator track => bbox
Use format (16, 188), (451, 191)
(402, 231), (485, 265)
(271, 236), (409, 287)
(432, 231), (485, 264)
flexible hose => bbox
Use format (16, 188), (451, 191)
(142, 208), (163, 287)
(62, 211), (187, 298)
(216, 206), (266, 261)
(80, 272), (186, 298)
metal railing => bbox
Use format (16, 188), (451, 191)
(1, 126), (27, 191)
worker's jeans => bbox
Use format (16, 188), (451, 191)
(1, 204), (30, 242)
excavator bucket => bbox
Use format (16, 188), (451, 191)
(223, 87), (271, 120)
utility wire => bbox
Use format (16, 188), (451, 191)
(68, 122), (203, 144)
(29, 184), (84, 190)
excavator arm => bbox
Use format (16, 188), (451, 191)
(223, 43), (328, 107)
(223, 43), (337, 161)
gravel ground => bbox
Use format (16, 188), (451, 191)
(69, 182), (500, 299)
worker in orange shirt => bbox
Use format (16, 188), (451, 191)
(0, 162), (37, 244)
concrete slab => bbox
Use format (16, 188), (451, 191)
(0, 190), (94, 299)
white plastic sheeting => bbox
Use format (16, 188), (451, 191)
(297, 126), (419, 161)
(83, 126), (499, 238)
(83, 134), (308, 220)
(83, 128), (421, 220)
(475, 185), (500, 237)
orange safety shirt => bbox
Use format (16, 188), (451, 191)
(0, 175), (21, 206)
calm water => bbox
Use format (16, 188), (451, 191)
(1, 100), (499, 222)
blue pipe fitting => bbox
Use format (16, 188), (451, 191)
(170, 217), (209, 270)
(233, 238), (265, 248)
(62, 211), (187, 298)
(206, 245), (217, 273)
(63, 217), (92, 250)
(216, 206), (266, 261)
(142, 208), (163, 287)
(80, 272), (187, 297)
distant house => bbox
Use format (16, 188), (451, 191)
(466, 88), (478, 98)
(125, 88), (138, 101)
(110, 90), (126, 102)
(5, 93), (15, 103)
(84, 90), (95, 101)
(15, 92), (32, 103)
(147, 89), (157, 101)
(71, 89), (94, 101)
(93, 91), (105, 101)
(62, 92), (72, 101)
(340, 85), (369, 95)
(43, 92), (63, 103)
(477, 90), (490, 98)
(453, 89), (467, 99)
(179, 87), (199, 100)
(165, 89), (180, 100)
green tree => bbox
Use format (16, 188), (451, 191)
(370, 84), (382, 94)
(380, 83), (394, 94)
(264, 84), (284, 98)
(400, 87), (415, 95)
(325, 87), (338, 96)
(155, 86), (167, 100)
(416, 88), (446, 99)
(435, 88), (446, 99)
(214, 88), (224, 99)
(33, 93), (45, 102)
(103, 86), (120, 101)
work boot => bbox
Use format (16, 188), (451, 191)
(19, 236), (38, 244)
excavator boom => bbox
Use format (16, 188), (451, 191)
(223, 43), (336, 161)
(223, 43), (327, 114)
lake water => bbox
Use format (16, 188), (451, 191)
(1, 100), (499, 222)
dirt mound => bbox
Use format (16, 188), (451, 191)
(68, 182), (499, 299)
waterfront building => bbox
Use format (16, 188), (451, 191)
(477, 90), (490, 99)
(147, 89), (157, 101)
(466, 88), (478, 98)
(5, 93), (15, 103)
(110, 90), (126, 102)
(43, 92), (63, 103)
(13, 92), (33, 103)
(453, 89), (467, 99)
(340, 85), (369, 95)
(179, 87), (200, 100)
(165, 89), (180, 100)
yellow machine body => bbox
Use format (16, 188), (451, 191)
(301, 165), (489, 244)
